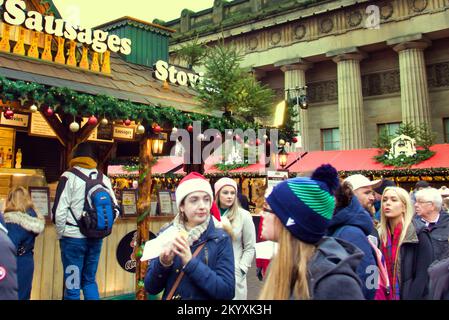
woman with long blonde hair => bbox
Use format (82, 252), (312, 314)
(378, 186), (422, 299)
(3, 186), (45, 300)
(259, 165), (364, 300)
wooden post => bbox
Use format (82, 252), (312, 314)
(184, 132), (205, 174)
(136, 136), (153, 300)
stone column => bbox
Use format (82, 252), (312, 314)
(277, 59), (312, 151)
(389, 36), (431, 128)
(329, 50), (367, 150)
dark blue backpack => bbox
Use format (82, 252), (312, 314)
(69, 168), (117, 239)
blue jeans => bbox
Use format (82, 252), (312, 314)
(59, 237), (103, 300)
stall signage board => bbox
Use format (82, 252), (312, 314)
(113, 126), (134, 140)
(81, 118), (114, 143)
(29, 112), (57, 138)
(0, 112), (29, 127)
(267, 170), (289, 189)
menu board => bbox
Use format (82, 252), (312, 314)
(121, 189), (137, 217)
(29, 187), (51, 221)
(81, 118), (114, 143)
(158, 191), (173, 215)
(29, 112), (57, 138)
(0, 112), (29, 128)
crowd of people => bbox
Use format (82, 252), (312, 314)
(2, 157), (449, 300)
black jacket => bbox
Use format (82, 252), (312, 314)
(0, 223), (18, 300)
(308, 237), (365, 300)
(428, 256), (449, 300)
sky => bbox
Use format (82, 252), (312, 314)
(52, 0), (215, 28)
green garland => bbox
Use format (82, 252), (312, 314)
(0, 77), (294, 137)
(374, 149), (435, 168)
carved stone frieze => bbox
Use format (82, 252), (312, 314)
(248, 37), (259, 51)
(270, 31), (282, 45)
(307, 80), (338, 103)
(409, 0), (428, 12)
(347, 10), (363, 27)
(293, 24), (306, 40)
(361, 70), (401, 97)
(380, 2), (394, 20)
(427, 62), (449, 88)
(320, 18), (334, 34)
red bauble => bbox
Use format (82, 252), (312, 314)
(4, 109), (14, 119)
(187, 125), (193, 133)
(292, 137), (298, 143)
(124, 119), (131, 126)
(88, 115), (98, 126)
(235, 135), (242, 143)
(153, 125), (162, 133)
(256, 138), (261, 146)
(44, 107), (54, 117)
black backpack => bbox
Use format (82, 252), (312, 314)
(68, 168), (118, 239)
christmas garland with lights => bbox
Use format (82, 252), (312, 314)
(0, 77), (296, 141)
(374, 149), (435, 168)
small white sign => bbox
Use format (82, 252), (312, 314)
(0, 112), (29, 127)
(113, 126), (134, 140)
(267, 170), (289, 188)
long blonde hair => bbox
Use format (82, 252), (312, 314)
(378, 186), (414, 252)
(4, 186), (35, 213)
(259, 216), (316, 300)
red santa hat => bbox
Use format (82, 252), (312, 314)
(175, 172), (220, 221)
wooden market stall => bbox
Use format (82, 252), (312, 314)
(0, 0), (207, 299)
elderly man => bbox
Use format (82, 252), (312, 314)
(414, 188), (449, 261)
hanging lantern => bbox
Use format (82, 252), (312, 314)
(44, 106), (54, 117)
(100, 118), (108, 126)
(69, 121), (80, 133)
(29, 104), (38, 113)
(124, 119), (131, 126)
(136, 124), (145, 135)
(88, 115), (98, 126)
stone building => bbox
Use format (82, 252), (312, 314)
(161, 0), (449, 151)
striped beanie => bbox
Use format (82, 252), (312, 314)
(266, 164), (339, 244)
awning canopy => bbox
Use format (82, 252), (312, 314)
(287, 144), (449, 173)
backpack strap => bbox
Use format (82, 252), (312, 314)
(165, 242), (207, 300)
(69, 167), (89, 181)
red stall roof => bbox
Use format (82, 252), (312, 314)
(288, 144), (449, 173)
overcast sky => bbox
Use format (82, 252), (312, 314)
(52, 0), (214, 28)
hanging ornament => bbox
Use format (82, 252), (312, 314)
(69, 121), (80, 133)
(124, 119), (131, 126)
(263, 134), (268, 140)
(244, 143), (250, 148)
(285, 142), (291, 147)
(279, 139), (286, 146)
(88, 115), (98, 126)
(44, 106), (54, 117)
(187, 124), (193, 133)
(196, 133), (205, 142)
(227, 130), (233, 137)
(235, 135), (242, 143)
(29, 104), (38, 113)
(215, 133), (222, 140)
(256, 138), (261, 146)
(136, 124), (145, 135)
(4, 108), (14, 119)
(100, 118), (108, 126)
(292, 137), (298, 143)
(172, 127), (178, 134)
(153, 125), (162, 133)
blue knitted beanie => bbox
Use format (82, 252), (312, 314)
(266, 164), (339, 244)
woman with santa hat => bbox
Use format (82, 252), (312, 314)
(214, 177), (256, 300)
(144, 172), (235, 300)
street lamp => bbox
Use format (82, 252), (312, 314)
(285, 86), (308, 110)
(278, 147), (288, 169)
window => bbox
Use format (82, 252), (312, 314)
(444, 118), (449, 143)
(321, 128), (340, 151)
(378, 122), (401, 137)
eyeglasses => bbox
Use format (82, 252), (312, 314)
(415, 200), (433, 205)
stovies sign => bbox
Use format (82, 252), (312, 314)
(0, 0), (132, 55)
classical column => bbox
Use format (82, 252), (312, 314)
(390, 37), (431, 128)
(277, 59), (312, 151)
(330, 51), (367, 150)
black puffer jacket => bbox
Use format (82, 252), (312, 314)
(0, 222), (18, 300)
(307, 237), (365, 300)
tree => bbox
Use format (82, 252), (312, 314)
(195, 41), (274, 122)
(396, 122), (417, 139)
(417, 123), (436, 150)
(176, 36), (207, 69)
(375, 128), (392, 151)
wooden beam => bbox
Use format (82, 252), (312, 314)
(40, 109), (69, 147)
(76, 121), (99, 144)
(136, 135), (153, 300)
